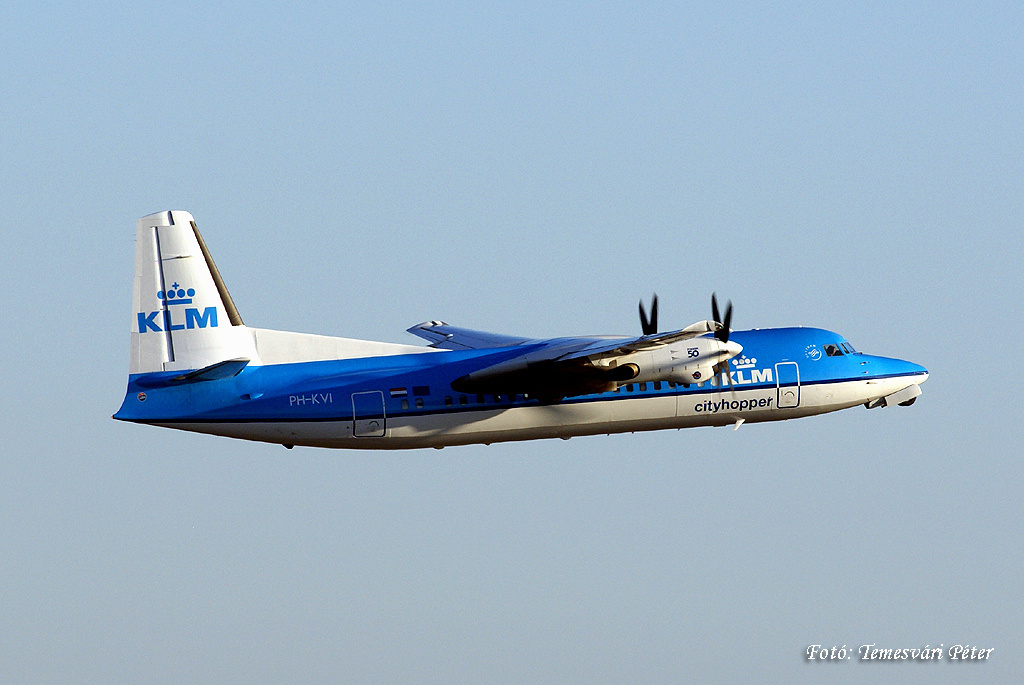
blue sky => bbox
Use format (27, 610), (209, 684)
(2, 2), (1022, 682)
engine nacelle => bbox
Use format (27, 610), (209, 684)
(607, 337), (740, 387)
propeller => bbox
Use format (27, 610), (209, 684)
(638, 293), (658, 336)
(711, 292), (735, 389)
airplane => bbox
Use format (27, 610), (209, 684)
(114, 210), (928, 449)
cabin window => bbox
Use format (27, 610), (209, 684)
(477, 393), (485, 404)
(626, 384), (634, 392)
(639, 382), (647, 391)
(445, 396), (453, 406)
(400, 399), (409, 410)
(459, 395), (468, 405)
(415, 398), (424, 409)
(653, 381), (662, 390)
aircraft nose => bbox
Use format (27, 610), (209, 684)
(861, 355), (928, 383)
(908, 361), (929, 382)
(891, 358), (928, 384)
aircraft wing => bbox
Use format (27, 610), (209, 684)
(409, 319), (723, 400)
(552, 322), (719, 360)
(406, 321), (535, 350)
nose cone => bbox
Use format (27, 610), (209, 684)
(895, 359), (928, 382)
(867, 355), (929, 383)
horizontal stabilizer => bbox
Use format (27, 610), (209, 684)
(135, 358), (250, 388)
(172, 357), (250, 382)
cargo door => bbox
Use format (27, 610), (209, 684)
(775, 362), (800, 408)
(352, 391), (386, 437)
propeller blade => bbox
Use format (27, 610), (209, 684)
(711, 360), (735, 392)
(720, 300), (732, 343)
(639, 293), (658, 335)
(711, 293), (733, 343)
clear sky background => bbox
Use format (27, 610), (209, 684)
(2, 1), (1022, 682)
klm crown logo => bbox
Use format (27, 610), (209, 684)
(137, 282), (219, 333)
(158, 282), (196, 306)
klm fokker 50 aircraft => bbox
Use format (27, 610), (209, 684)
(114, 211), (928, 449)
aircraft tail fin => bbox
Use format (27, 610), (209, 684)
(129, 210), (258, 375)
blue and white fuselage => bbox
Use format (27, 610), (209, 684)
(114, 211), (927, 449)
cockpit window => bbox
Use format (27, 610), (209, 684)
(841, 341), (857, 354)
(824, 343), (844, 357)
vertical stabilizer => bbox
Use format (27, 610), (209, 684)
(129, 210), (257, 374)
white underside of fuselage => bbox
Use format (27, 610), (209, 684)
(157, 373), (926, 450)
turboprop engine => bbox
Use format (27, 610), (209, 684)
(618, 292), (742, 387)
(611, 336), (743, 386)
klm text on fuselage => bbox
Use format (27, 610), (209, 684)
(711, 367), (773, 386)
